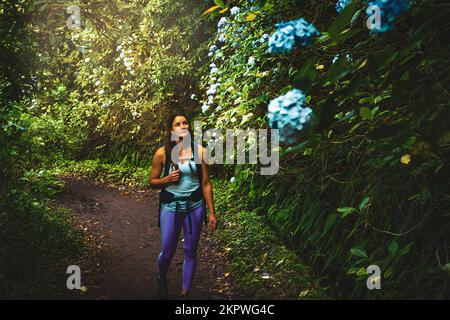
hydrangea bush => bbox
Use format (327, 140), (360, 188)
(268, 18), (320, 53)
(199, 0), (450, 300)
(268, 89), (313, 144)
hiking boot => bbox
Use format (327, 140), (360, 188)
(156, 276), (168, 300)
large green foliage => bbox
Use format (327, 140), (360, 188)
(198, 0), (449, 298)
(30, 0), (211, 161)
(0, 0), (82, 298)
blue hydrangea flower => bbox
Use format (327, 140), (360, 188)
(268, 18), (320, 53)
(209, 45), (218, 52)
(206, 83), (219, 95)
(230, 6), (240, 15)
(268, 23), (296, 53)
(268, 89), (313, 144)
(291, 18), (321, 46)
(206, 87), (216, 95)
(218, 32), (226, 43)
(259, 33), (270, 44)
(202, 103), (210, 113)
(210, 67), (219, 74)
(366, 0), (411, 32)
(218, 17), (228, 29)
(336, 0), (351, 13)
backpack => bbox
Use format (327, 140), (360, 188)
(158, 140), (208, 233)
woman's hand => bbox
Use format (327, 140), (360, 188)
(165, 169), (180, 184)
(209, 214), (218, 232)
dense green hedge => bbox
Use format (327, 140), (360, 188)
(197, 0), (449, 298)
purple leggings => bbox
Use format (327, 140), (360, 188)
(157, 205), (205, 292)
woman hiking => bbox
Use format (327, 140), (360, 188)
(149, 113), (218, 300)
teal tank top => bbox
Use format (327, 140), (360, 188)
(160, 151), (204, 213)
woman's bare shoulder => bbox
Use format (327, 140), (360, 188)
(156, 145), (165, 153)
(154, 146), (166, 162)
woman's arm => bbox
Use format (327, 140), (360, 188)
(149, 147), (180, 189)
(199, 146), (218, 231)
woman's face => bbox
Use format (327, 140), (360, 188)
(171, 115), (190, 139)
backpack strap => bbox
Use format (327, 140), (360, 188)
(164, 146), (171, 177)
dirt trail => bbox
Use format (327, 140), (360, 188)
(57, 175), (232, 300)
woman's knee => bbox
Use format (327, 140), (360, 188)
(183, 244), (198, 260)
(159, 248), (175, 261)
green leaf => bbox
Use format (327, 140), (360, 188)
(316, 98), (337, 131)
(350, 247), (368, 259)
(214, 0), (225, 7)
(202, 5), (222, 16)
(349, 122), (362, 134)
(356, 267), (367, 277)
(369, 47), (398, 72)
(337, 207), (357, 218)
(327, 1), (357, 42)
(327, 56), (352, 83)
(399, 242), (413, 256)
(303, 147), (312, 156)
(116, 1), (131, 11)
(388, 241), (398, 255)
(346, 267), (358, 275)
(359, 197), (370, 210)
(280, 141), (308, 157)
(246, 12), (257, 22)
(384, 267), (394, 278)
(360, 107), (373, 120)
(293, 56), (318, 93)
